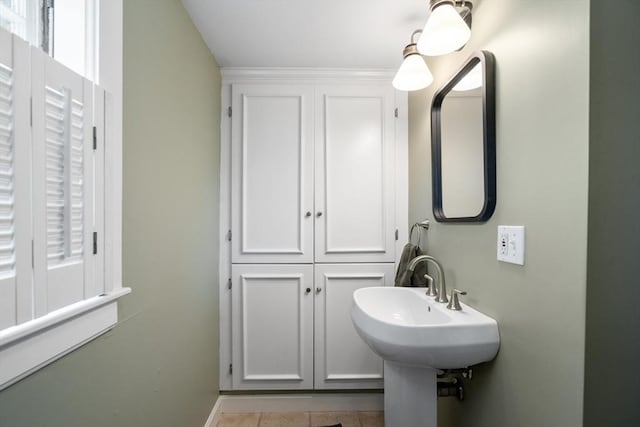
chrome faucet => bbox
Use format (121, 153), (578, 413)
(406, 255), (448, 304)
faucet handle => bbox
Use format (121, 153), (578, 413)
(447, 289), (467, 311)
(424, 274), (438, 297)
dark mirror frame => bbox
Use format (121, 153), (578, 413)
(431, 50), (496, 223)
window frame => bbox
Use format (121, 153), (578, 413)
(0, 0), (37, 46)
(0, 0), (126, 391)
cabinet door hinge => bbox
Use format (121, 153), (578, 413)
(92, 126), (97, 150)
(29, 97), (33, 127)
(93, 232), (98, 255)
(228, 106), (232, 117)
(229, 363), (233, 375)
(394, 108), (399, 118)
(227, 230), (232, 241)
(228, 278), (232, 290)
(395, 229), (399, 241)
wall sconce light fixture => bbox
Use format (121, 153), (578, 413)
(417, 0), (473, 56)
(393, 1), (473, 92)
(392, 30), (433, 91)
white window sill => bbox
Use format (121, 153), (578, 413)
(0, 287), (131, 391)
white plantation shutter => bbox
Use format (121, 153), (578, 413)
(44, 87), (85, 265)
(0, 17), (125, 391)
(0, 46), (17, 330)
(0, 64), (16, 280)
(0, 30), (30, 329)
(32, 48), (94, 316)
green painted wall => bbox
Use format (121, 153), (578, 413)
(584, 0), (640, 425)
(409, 1), (590, 426)
(0, 1), (221, 426)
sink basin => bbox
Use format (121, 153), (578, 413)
(351, 286), (500, 427)
(351, 286), (500, 368)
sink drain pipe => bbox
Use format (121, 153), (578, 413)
(437, 368), (472, 401)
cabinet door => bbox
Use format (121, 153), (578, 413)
(314, 84), (396, 263)
(232, 264), (314, 390)
(314, 263), (393, 389)
(231, 84), (314, 263)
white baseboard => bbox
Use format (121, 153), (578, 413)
(204, 396), (224, 427)
(204, 393), (384, 426)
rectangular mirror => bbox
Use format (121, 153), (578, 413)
(431, 50), (496, 223)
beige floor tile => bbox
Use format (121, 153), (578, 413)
(217, 412), (261, 427)
(358, 411), (384, 427)
(258, 412), (310, 427)
(310, 411), (361, 427)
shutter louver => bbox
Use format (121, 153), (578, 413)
(44, 86), (67, 265)
(0, 63), (15, 280)
(44, 86), (84, 266)
(69, 98), (84, 259)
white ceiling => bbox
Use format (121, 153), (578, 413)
(181, 0), (429, 69)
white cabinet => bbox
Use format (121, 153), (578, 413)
(231, 84), (314, 264)
(230, 82), (396, 264)
(221, 71), (408, 391)
(314, 264), (393, 389)
(231, 264), (314, 390)
(231, 263), (392, 390)
(314, 85), (396, 263)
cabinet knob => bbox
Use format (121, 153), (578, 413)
(316, 212), (323, 217)
(305, 287), (311, 294)
(305, 211), (312, 217)
(316, 287), (322, 294)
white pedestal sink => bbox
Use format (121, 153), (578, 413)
(351, 287), (500, 427)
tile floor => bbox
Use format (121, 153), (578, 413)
(216, 411), (384, 427)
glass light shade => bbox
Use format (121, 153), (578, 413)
(417, 3), (471, 56)
(392, 53), (433, 91)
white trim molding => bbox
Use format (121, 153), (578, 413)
(221, 67), (396, 83)
(0, 288), (131, 390)
(203, 396), (224, 427)
(99, 0), (123, 292)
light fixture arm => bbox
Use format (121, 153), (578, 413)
(429, 0), (474, 24)
(429, 0), (473, 11)
(402, 30), (424, 59)
(410, 29), (423, 44)
(457, 1), (473, 26)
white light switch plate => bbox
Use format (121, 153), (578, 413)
(497, 226), (525, 265)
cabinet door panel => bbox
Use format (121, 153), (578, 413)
(231, 84), (314, 263)
(315, 85), (395, 263)
(314, 263), (393, 389)
(232, 264), (313, 390)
